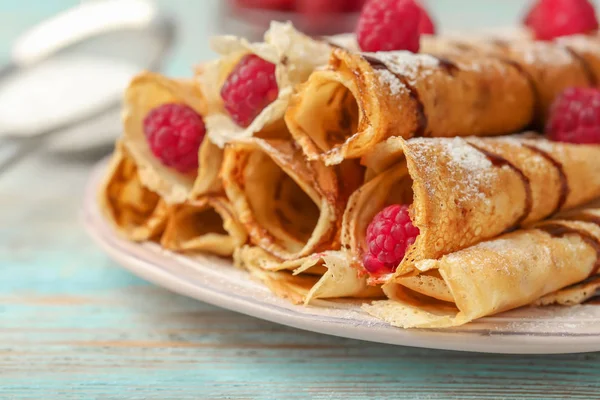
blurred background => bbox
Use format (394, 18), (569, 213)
(1, 1), (540, 77)
(0, 0), (546, 172)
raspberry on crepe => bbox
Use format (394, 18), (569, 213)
(220, 54), (279, 128)
(363, 204), (419, 275)
(524, 0), (599, 40)
(143, 103), (206, 174)
(356, 0), (424, 52)
(546, 87), (600, 144)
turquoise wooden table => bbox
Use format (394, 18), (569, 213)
(3, 1), (600, 399)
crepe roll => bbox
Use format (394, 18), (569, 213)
(285, 48), (534, 165)
(364, 210), (600, 329)
(199, 22), (339, 147)
(536, 209), (600, 306)
(556, 34), (600, 84)
(123, 72), (221, 204)
(422, 35), (599, 125)
(344, 135), (600, 281)
(160, 197), (247, 257)
(98, 142), (168, 241)
(221, 138), (363, 261)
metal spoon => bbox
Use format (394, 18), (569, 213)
(0, 0), (175, 175)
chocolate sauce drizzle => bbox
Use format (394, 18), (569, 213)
(523, 144), (570, 217)
(469, 143), (533, 228)
(432, 56), (459, 76)
(498, 56), (539, 100)
(563, 46), (598, 86)
(571, 213), (600, 229)
(435, 41), (540, 127)
(538, 222), (600, 278)
(361, 54), (428, 137)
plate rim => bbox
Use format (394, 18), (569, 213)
(83, 159), (600, 354)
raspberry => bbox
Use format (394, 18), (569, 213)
(523, 0), (599, 40)
(347, 0), (368, 12)
(546, 87), (600, 144)
(143, 103), (206, 173)
(356, 0), (423, 53)
(297, 0), (346, 14)
(221, 54), (279, 128)
(418, 3), (436, 35)
(362, 204), (420, 275)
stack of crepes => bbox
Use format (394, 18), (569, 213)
(98, 21), (600, 329)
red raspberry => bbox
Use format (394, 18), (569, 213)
(347, 0), (368, 12)
(297, 0), (346, 14)
(523, 0), (599, 40)
(221, 54), (279, 128)
(143, 103), (206, 173)
(356, 0), (423, 53)
(362, 204), (420, 275)
(546, 87), (600, 144)
(418, 3), (436, 35)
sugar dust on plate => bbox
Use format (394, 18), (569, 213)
(0, 54), (139, 137)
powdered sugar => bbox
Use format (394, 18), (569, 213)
(444, 137), (494, 202)
(362, 51), (439, 86)
(408, 137), (494, 203)
(445, 137), (493, 172)
(515, 42), (575, 66)
(558, 34), (600, 53)
(376, 69), (408, 96)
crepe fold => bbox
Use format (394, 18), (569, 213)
(285, 48), (535, 165)
(123, 71), (222, 205)
(535, 209), (600, 306)
(98, 142), (168, 241)
(363, 209), (600, 329)
(421, 35), (597, 125)
(221, 137), (363, 261)
(199, 22), (337, 147)
(160, 197), (247, 257)
(235, 247), (382, 304)
(345, 135), (600, 281)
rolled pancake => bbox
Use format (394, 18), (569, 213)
(535, 275), (600, 306)
(123, 72), (221, 204)
(421, 36), (596, 125)
(199, 22), (335, 147)
(98, 142), (167, 241)
(285, 48), (535, 165)
(556, 34), (600, 84)
(221, 137), (363, 260)
(236, 246), (382, 304)
(536, 209), (600, 306)
(344, 135), (600, 281)
(364, 211), (600, 329)
(160, 197), (247, 257)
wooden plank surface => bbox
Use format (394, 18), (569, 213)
(2, 1), (600, 399)
(1, 121), (600, 400)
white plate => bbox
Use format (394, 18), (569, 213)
(83, 160), (600, 354)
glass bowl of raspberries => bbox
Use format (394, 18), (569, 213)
(219, 0), (368, 39)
